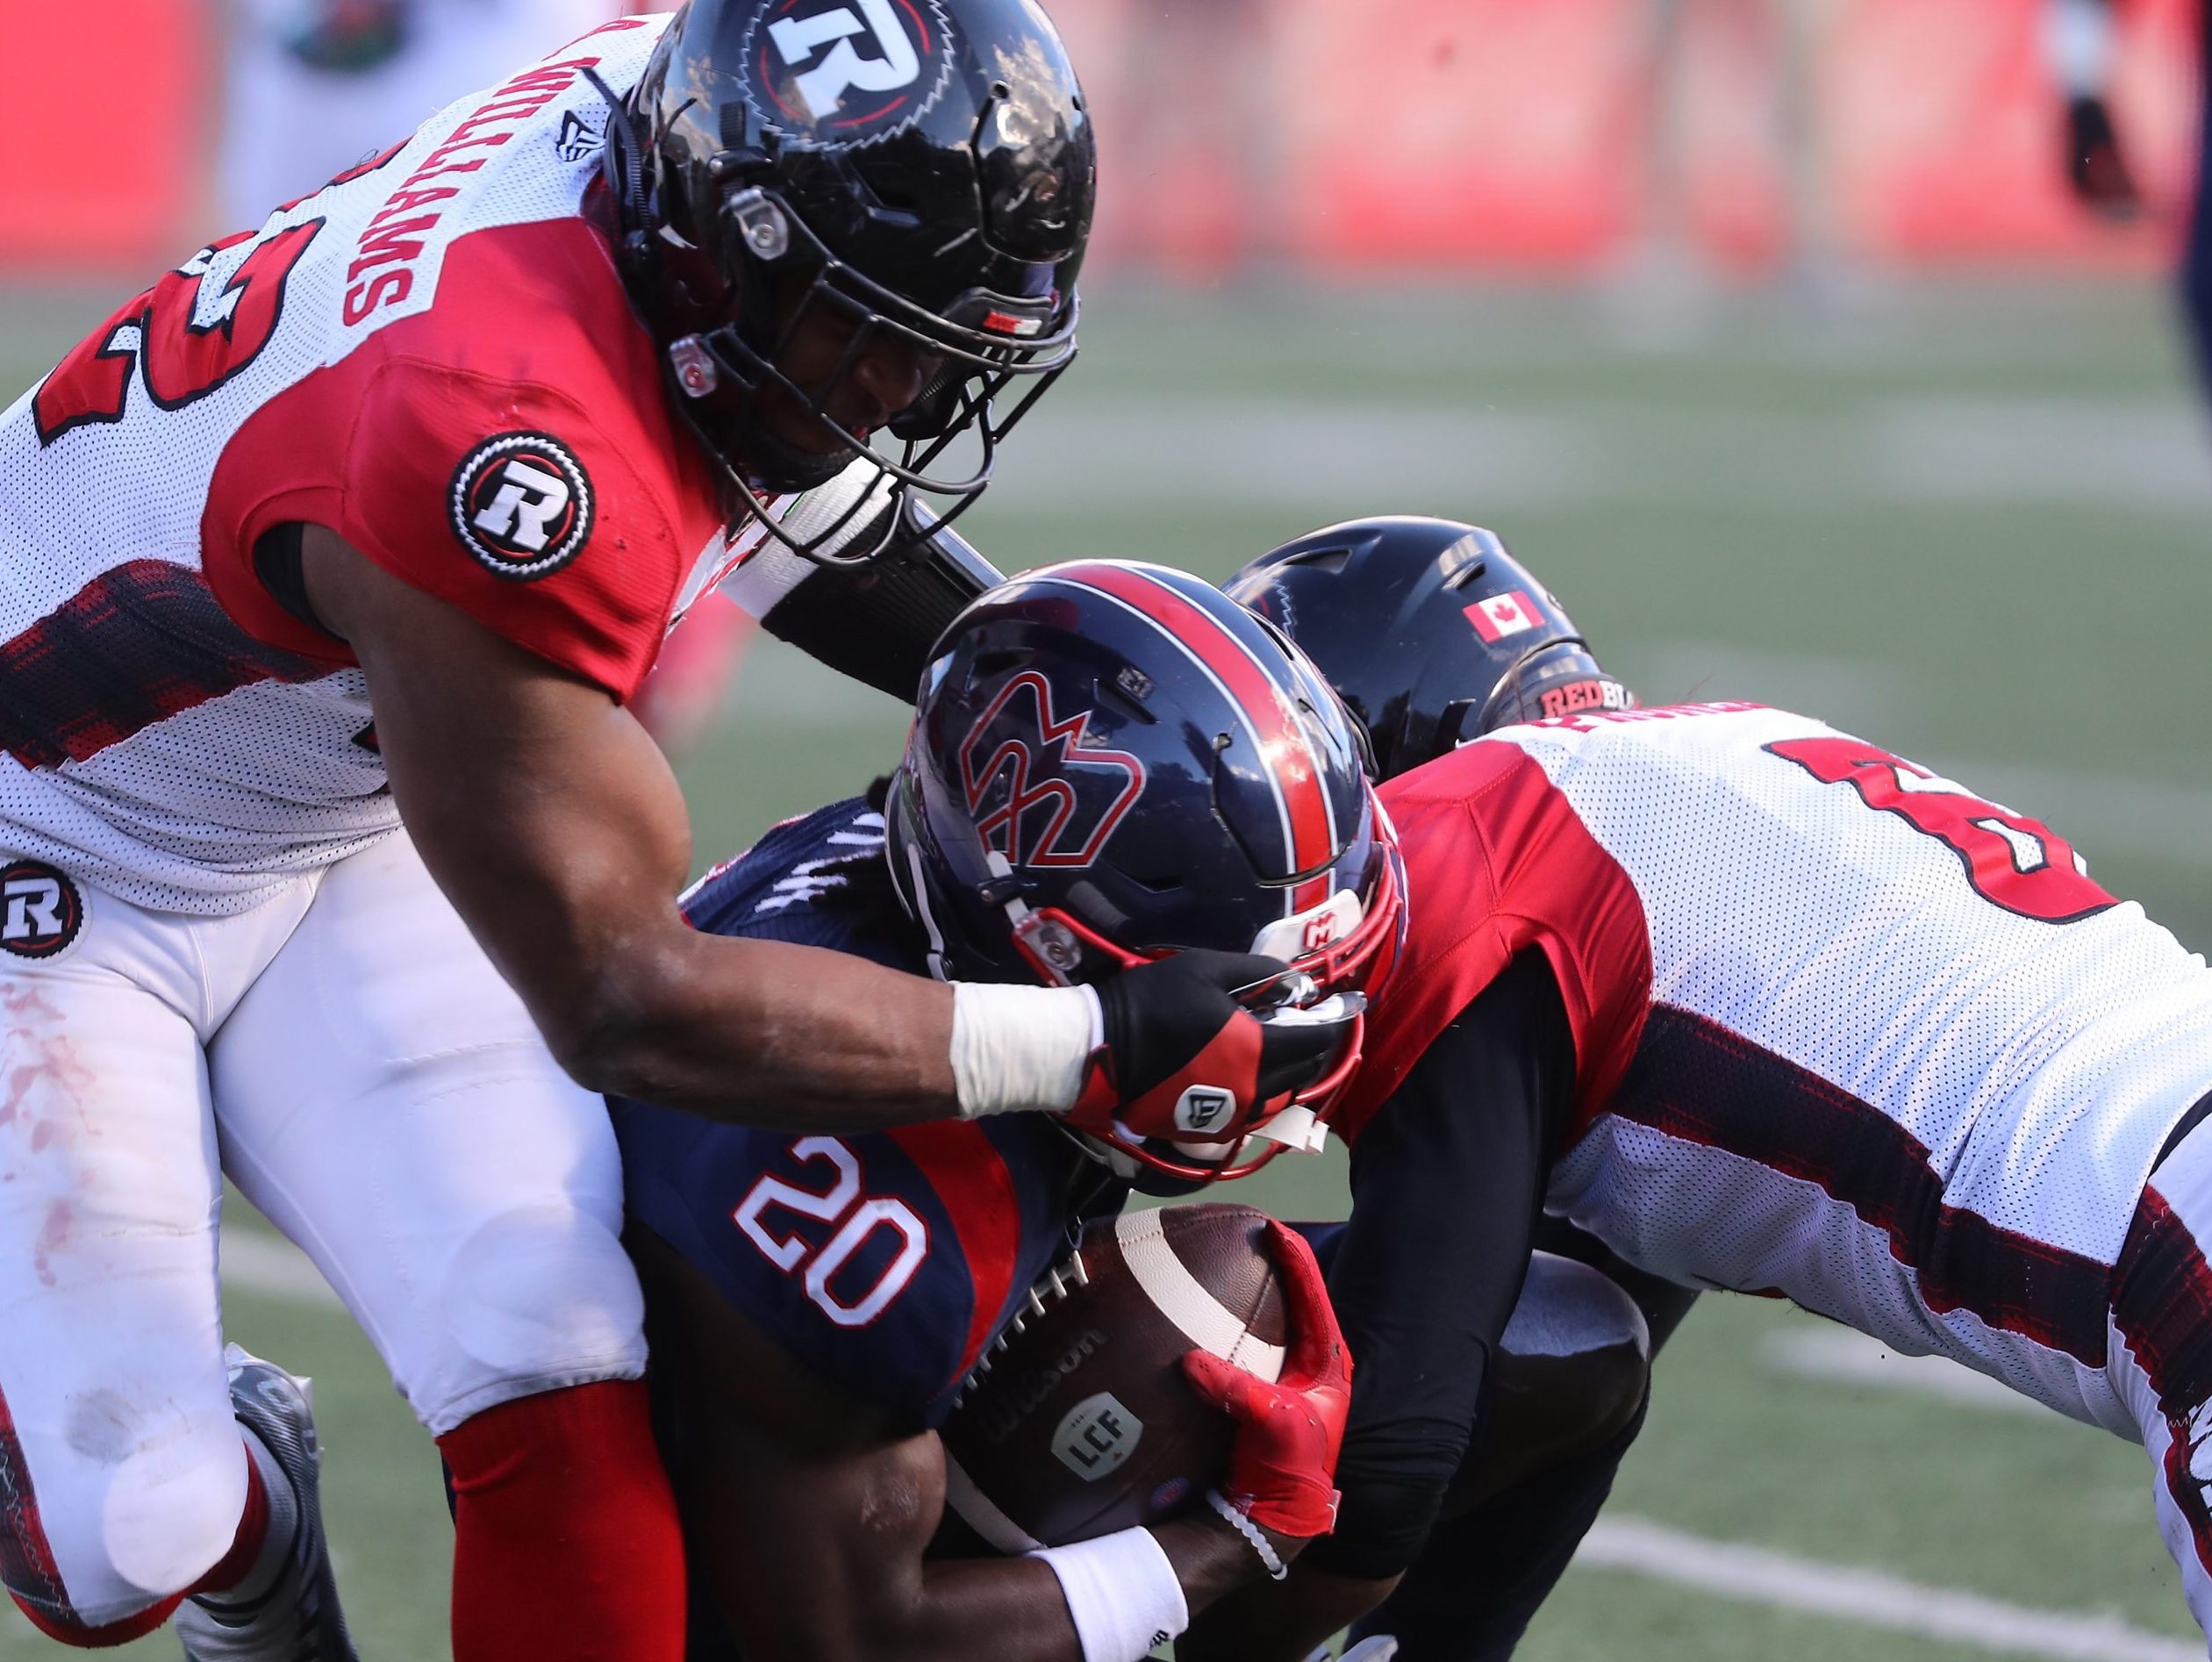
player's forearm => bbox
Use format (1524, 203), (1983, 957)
(877, 1516), (1274, 1662)
(549, 931), (966, 1127)
(1176, 1562), (1400, 1662)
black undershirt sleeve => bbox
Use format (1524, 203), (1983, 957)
(1301, 947), (1577, 1581)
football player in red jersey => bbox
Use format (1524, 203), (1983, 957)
(1181, 518), (2212, 1659)
(0, 5), (1354, 1658)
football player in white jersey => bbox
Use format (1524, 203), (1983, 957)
(0, 4), (1357, 1657)
(1179, 518), (2212, 1660)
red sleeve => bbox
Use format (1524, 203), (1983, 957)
(1336, 742), (1654, 1145)
(203, 218), (727, 701)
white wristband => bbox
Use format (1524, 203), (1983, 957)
(1029, 1527), (1189, 1662)
(949, 981), (1102, 1117)
(1206, 1489), (1288, 1580)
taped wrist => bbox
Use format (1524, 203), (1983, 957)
(949, 982), (1102, 1117)
(1029, 1527), (1189, 1662)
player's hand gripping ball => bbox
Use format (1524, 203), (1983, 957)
(941, 1203), (1324, 1549)
(1183, 1218), (1350, 1539)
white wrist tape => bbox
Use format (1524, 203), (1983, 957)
(1029, 1527), (1189, 1662)
(949, 982), (1102, 1117)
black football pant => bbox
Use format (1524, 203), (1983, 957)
(1349, 1220), (1700, 1662)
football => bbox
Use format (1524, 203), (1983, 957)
(939, 1202), (1287, 1551)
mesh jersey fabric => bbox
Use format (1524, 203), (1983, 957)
(1350, 702), (2212, 1428)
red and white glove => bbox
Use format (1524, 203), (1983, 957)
(1181, 1221), (1352, 1539)
(1068, 950), (1355, 1145)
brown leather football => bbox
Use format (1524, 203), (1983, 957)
(940, 1202), (1287, 1550)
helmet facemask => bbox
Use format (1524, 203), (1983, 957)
(594, 0), (1092, 569)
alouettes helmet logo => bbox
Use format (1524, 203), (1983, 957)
(958, 672), (1143, 869)
(740, 0), (959, 148)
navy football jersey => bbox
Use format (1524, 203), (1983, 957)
(612, 798), (1124, 1428)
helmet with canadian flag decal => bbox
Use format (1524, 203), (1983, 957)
(1226, 517), (1634, 779)
(886, 560), (1403, 1183)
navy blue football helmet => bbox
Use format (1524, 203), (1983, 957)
(886, 559), (1403, 1181)
(1226, 518), (1633, 780)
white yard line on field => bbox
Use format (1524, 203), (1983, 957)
(1758, 1326), (2050, 1417)
(221, 1229), (340, 1308)
(1578, 1515), (2200, 1661)
(1867, 399), (2212, 511)
(985, 399), (1588, 509)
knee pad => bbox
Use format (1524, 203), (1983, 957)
(412, 1203), (648, 1436)
(1501, 1250), (1650, 1372)
(1, 1412), (247, 1640)
(1448, 1253), (1651, 1517)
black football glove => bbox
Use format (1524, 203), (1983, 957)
(2065, 94), (2142, 219)
(1068, 950), (1357, 1144)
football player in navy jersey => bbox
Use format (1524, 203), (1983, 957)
(613, 561), (1401, 1662)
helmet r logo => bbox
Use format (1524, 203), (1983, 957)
(743, 0), (956, 146)
(958, 671), (1144, 869)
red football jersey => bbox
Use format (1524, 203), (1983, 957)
(0, 18), (877, 913)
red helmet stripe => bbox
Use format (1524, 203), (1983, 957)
(1045, 562), (1337, 885)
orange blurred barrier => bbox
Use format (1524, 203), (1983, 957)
(3, 0), (210, 268)
(0, 0), (2196, 278)
(1824, 0), (2196, 265)
(1273, 0), (1647, 271)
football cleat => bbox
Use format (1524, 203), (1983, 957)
(175, 1344), (360, 1662)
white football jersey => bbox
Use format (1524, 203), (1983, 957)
(1349, 703), (2212, 1430)
(0, 13), (879, 916)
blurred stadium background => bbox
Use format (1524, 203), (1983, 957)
(5, 0), (2211, 1657)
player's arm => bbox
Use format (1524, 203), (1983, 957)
(299, 531), (1328, 1131)
(1179, 949), (1576, 1662)
(634, 1223), (1347, 1662)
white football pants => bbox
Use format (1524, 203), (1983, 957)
(0, 830), (642, 1630)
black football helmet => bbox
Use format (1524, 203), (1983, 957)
(599, 0), (1093, 562)
(886, 560), (1405, 1183)
(1225, 517), (1633, 779)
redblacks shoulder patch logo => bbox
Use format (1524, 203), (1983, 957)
(740, 0), (958, 149)
(0, 860), (83, 959)
(449, 433), (595, 581)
